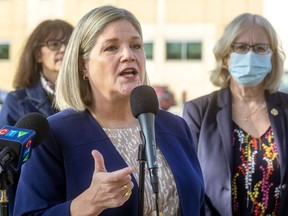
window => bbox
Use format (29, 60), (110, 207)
(166, 42), (182, 59)
(166, 41), (202, 60)
(144, 42), (153, 60)
(0, 41), (9, 60)
(187, 42), (202, 59)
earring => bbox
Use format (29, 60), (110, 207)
(83, 75), (88, 80)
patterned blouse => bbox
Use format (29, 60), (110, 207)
(103, 125), (180, 216)
(231, 122), (281, 215)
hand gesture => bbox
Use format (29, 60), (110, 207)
(70, 150), (135, 215)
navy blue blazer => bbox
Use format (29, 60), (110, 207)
(183, 88), (288, 216)
(14, 109), (205, 215)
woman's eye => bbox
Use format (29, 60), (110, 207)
(237, 45), (246, 51)
(131, 44), (141, 49)
(256, 47), (265, 52)
(104, 45), (118, 52)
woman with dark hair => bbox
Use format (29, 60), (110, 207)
(0, 19), (74, 125)
(0, 19), (73, 215)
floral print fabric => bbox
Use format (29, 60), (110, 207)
(103, 126), (180, 216)
(232, 123), (280, 215)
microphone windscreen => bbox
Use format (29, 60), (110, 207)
(130, 85), (159, 118)
(15, 112), (49, 146)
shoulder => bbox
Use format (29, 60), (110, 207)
(273, 90), (288, 99)
(156, 109), (183, 120)
(9, 80), (46, 102)
(3, 86), (43, 103)
(266, 91), (288, 106)
(6, 88), (28, 101)
(48, 109), (88, 126)
(47, 109), (102, 134)
(156, 110), (191, 137)
(183, 88), (229, 114)
(46, 109), (106, 147)
(185, 88), (227, 106)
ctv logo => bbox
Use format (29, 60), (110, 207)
(22, 138), (33, 163)
(24, 138), (33, 148)
(0, 127), (29, 138)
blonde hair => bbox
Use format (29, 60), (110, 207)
(211, 13), (285, 92)
(55, 5), (148, 111)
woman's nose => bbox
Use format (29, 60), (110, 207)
(59, 43), (66, 52)
(121, 46), (135, 61)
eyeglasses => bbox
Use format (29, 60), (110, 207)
(231, 43), (271, 55)
(43, 40), (67, 51)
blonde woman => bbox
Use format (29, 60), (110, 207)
(15, 6), (205, 216)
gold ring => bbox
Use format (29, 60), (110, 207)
(123, 185), (132, 197)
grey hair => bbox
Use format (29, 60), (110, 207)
(210, 13), (285, 92)
(55, 5), (149, 111)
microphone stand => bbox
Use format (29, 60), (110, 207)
(0, 146), (15, 216)
(0, 181), (8, 216)
(0, 168), (11, 216)
(137, 143), (145, 216)
(137, 137), (160, 216)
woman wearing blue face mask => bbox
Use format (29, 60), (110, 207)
(183, 13), (288, 216)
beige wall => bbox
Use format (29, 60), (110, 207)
(0, 0), (264, 107)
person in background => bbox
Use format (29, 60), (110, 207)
(154, 86), (177, 111)
(14, 5), (205, 215)
(183, 13), (288, 215)
(0, 19), (73, 215)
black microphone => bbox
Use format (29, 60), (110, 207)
(0, 113), (49, 173)
(130, 85), (159, 193)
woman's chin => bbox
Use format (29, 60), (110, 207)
(121, 83), (141, 94)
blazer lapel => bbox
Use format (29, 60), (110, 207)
(266, 92), (288, 182)
(217, 89), (233, 173)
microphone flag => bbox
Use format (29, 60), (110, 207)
(0, 126), (36, 171)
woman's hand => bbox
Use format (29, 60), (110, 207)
(70, 150), (135, 216)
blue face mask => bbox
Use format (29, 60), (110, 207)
(228, 51), (272, 86)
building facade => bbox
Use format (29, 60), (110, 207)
(0, 0), (269, 109)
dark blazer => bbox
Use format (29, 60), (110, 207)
(14, 109), (206, 215)
(0, 79), (57, 127)
(0, 79), (58, 216)
(183, 88), (288, 216)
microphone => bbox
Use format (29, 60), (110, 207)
(130, 85), (159, 193)
(0, 113), (49, 173)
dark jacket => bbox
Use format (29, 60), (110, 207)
(183, 88), (288, 216)
(0, 79), (58, 215)
(14, 109), (206, 215)
(0, 79), (57, 127)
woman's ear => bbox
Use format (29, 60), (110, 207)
(79, 57), (87, 76)
(223, 55), (230, 69)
